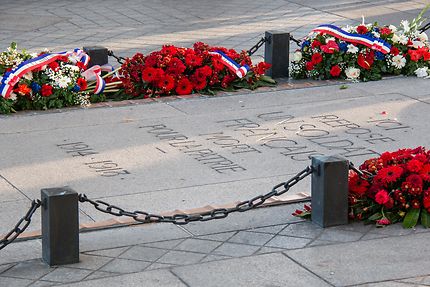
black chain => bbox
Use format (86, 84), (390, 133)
(79, 166), (313, 225)
(107, 50), (126, 64)
(348, 162), (374, 181)
(419, 22), (430, 33)
(0, 200), (41, 251)
(290, 35), (302, 46)
(247, 36), (271, 56)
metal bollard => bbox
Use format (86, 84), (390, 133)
(264, 31), (290, 78)
(41, 187), (79, 266)
(83, 46), (108, 67)
(311, 155), (349, 227)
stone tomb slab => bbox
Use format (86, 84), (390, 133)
(0, 90), (428, 226)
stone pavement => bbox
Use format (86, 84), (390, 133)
(2, 0), (430, 286)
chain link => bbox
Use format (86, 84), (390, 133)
(107, 50), (126, 64)
(247, 36), (271, 56)
(348, 162), (374, 181)
(0, 200), (41, 251)
(79, 166), (313, 226)
(290, 35), (302, 46)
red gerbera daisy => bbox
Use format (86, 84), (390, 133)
(374, 165), (403, 185)
(76, 78), (88, 90)
(175, 78), (193, 95)
(421, 164), (430, 182)
(142, 67), (158, 82)
(407, 159), (423, 173)
(158, 75), (175, 92)
(348, 172), (370, 196)
(185, 54), (203, 68)
(193, 78), (207, 91)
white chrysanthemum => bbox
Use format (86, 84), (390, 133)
(293, 51), (302, 62)
(389, 25), (398, 32)
(415, 67), (428, 78)
(345, 67), (360, 79)
(401, 20), (410, 33)
(419, 32), (428, 42)
(372, 31), (380, 38)
(64, 64), (80, 72)
(391, 55), (406, 69)
(347, 44), (359, 54)
(56, 76), (71, 88)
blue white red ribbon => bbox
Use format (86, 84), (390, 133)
(312, 24), (391, 54)
(210, 51), (250, 78)
(81, 65), (108, 95)
(0, 48), (90, 99)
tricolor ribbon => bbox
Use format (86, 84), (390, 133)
(210, 51), (250, 78)
(312, 24), (391, 54)
(0, 48), (90, 99)
(81, 65), (107, 95)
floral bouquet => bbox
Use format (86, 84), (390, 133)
(118, 42), (274, 99)
(290, 6), (430, 81)
(0, 43), (121, 114)
(295, 147), (430, 228)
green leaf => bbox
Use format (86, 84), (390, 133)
(402, 208), (420, 228)
(368, 212), (382, 221)
(259, 75), (276, 84)
(421, 209), (430, 228)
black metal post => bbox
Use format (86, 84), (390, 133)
(83, 46), (108, 67)
(41, 187), (79, 266)
(264, 31), (290, 78)
(311, 155), (349, 227)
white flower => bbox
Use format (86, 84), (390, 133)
(30, 53), (38, 58)
(23, 72), (33, 80)
(412, 40), (425, 48)
(342, 25), (355, 33)
(398, 34), (409, 45)
(415, 67), (428, 78)
(401, 20), (410, 33)
(9, 92), (17, 101)
(293, 51), (302, 62)
(419, 32), (428, 42)
(326, 37), (336, 42)
(56, 76), (71, 88)
(345, 67), (360, 79)
(392, 33), (400, 43)
(391, 55), (406, 69)
(389, 25), (398, 32)
(64, 64), (80, 72)
(372, 31), (380, 38)
(347, 44), (359, 54)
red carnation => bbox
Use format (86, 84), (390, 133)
(408, 50), (421, 62)
(41, 84), (53, 97)
(420, 164), (430, 182)
(375, 190), (390, 205)
(311, 53), (323, 64)
(48, 61), (60, 72)
(403, 174), (423, 195)
(212, 56), (225, 72)
(379, 27), (392, 35)
(390, 46), (400, 56)
(175, 78), (193, 95)
(158, 75), (175, 92)
(376, 218), (391, 225)
(255, 62), (271, 75)
(330, 65), (341, 77)
(406, 159), (423, 173)
(305, 61), (314, 71)
(357, 25), (368, 34)
(76, 78), (88, 90)
(311, 40), (321, 48)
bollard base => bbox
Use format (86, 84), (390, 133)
(311, 155), (349, 228)
(41, 187), (79, 266)
(264, 31), (290, 78)
(83, 46), (108, 67)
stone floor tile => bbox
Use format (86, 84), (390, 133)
(145, 262), (175, 271)
(212, 242), (260, 257)
(40, 268), (92, 283)
(367, 224), (415, 237)
(142, 239), (185, 250)
(84, 271), (119, 280)
(318, 229), (364, 242)
(352, 281), (416, 286)
(100, 258), (151, 274)
(200, 254), (232, 263)
(84, 247), (129, 258)
(0, 277), (33, 287)
(255, 246), (286, 254)
(279, 222), (323, 239)
(174, 238), (222, 254)
(28, 281), (57, 287)
(246, 224), (286, 234)
(0, 263), (14, 275)
(399, 275), (430, 285)
(2, 259), (53, 280)
(265, 235), (312, 249)
(228, 231), (274, 246)
(307, 240), (338, 247)
(157, 251), (206, 265)
(68, 254), (112, 270)
(119, 246), (168, 262)
(197, 231), (236, 242)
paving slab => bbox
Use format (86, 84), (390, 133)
(286, 232), (430, 286)
(172, 252), (331, 287)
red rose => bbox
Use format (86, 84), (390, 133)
(311, 53), (323, 64)
(330, 65), (341, 77)
(374, 190), (390, 205)
(48, 61), (60, 72)
(379, 27), (392, 35)
(357, 25), (368, 34)
(41, 84), (53, 97)
(175, 78), (193, 95)
(390, 46), (400, 56)
(305, 61), (314, 71)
